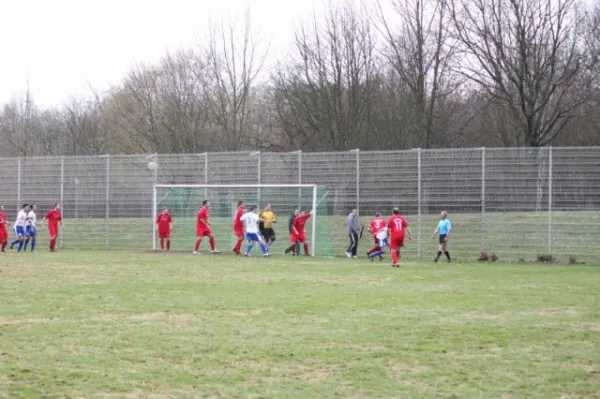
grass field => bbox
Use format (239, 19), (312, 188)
(1, 251), (599, 398)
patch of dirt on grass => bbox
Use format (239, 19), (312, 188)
(93, 312), (194, 322)
(534, 307), (580, 317)
(0, 316), (52, 325)
(570, 322), (600, 332)
(386, 362), (431, 376)
(232, 361), (340, 383)
(102, 388), (145, 398)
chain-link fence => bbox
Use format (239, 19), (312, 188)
(0, 147), (598, 262)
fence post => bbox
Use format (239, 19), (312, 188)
(60, 157), (64, 249)
(17, 157), (21, 207)
(349, 149), (360, 214)
(548, 146), (553, 255)
(481, 147), (486, 251)
(257, 151), (262, 205)
(297, 150), (302, 207)
(104, 154), (110, 249)
(203, 153), (208, 199)
(417, 148), (422, 257)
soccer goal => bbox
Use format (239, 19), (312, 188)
(152, 184), (332, 256)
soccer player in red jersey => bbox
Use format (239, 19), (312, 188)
(0, 205), (11, 252)
(232, 200), (246, 255)
(388, 207), (412, 267)
(367, 212), (386, 259)
(156, 207), (172, 251)
(285, 209), (312, 256)
(40, 203), (63, 252)
(194, 200), (218, 254)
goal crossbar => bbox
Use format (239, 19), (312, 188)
(152, 184), (320, 256)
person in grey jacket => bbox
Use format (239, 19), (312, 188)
(346, 208), (359, 258)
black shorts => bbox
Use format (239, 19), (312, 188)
(439, 234), (447, 245)
(261, 228), (276, 241)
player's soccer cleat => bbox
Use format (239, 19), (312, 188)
(447, 259), (452, 263)
(434, 257), (439, 263)
(263, 253), (271, 257)
(212, 250), (220, 255)
(345, 251), (351, 258)
(244, 253), (250, 257)
(1, 249), (5, 253)
(192, 251), (198, 254)
(352, 256), (357, 259)
(392, 264), (400, 267)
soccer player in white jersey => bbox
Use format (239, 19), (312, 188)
(240, 205), (271, 257)
(24, 204), (38, 252)
(368, 223), (389, 262)
(10, 204), (30, 252)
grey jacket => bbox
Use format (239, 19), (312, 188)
(348, 213), (359, 234)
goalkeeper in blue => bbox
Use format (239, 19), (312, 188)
(431, 211), (452, 262)
(240, 205), (272, 257)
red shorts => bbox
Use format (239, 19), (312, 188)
(0, 229), (7, 242)
(196, 227), (212, 237)
(234, 227), (244, 237)
(49, 225), (58, 237)
(290, 233), (306, 243)
(159, 230), (170, 239)
(389, 234), (405, 250)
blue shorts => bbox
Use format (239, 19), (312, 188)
(377, 237), (388, 247)
(246, 232), (263, 243)
(26, 226), (37, 237)
(15, 226), (26, 238)
(439, 234), (447, 245)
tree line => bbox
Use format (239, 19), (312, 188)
(2, 0), (600, 157)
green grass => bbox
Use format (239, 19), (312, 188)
(1, 251), (599, 398)
(55, 210), (600, 263)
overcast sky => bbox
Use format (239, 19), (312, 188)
(0, 0), (328, 106)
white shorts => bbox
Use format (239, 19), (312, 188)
(376, 231), (388, 247)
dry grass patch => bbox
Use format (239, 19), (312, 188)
(93, 312), (195, 322)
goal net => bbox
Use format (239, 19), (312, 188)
(152, 184), (333, 256)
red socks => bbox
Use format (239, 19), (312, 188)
(303, 244), (309, 255)
(195, 237), (215, 252)
(368, 245), (380, 255)
(1, 241), (6, 251)
(166, 240), (170, 251)
(391, 250), (399, 264)
(160, 239), (164, 250)
(234, 239), (243, 253)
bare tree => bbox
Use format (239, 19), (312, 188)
(272, 2), (379, 150)
(109, 50), (214, 153)
(62, 97), (111, 155)
(0, 84), (39, 157)
(377, 0), (461, 148)
(202, 10), (268, 150)
(450, 0), (589, 146)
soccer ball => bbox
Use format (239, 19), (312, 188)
(147, 161), (158, 171)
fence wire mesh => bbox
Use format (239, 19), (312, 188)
(0, 148), (598, 262)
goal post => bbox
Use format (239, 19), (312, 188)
(152, 184), (331, 256)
